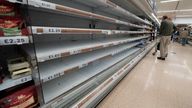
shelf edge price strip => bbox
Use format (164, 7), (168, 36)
(0, 36), (29, 45)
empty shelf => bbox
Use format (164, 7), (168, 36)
(39, 42), (141, 83)
(74, 0), (152, 25)
(35, 36), (150, 62)
(42, 47), (140, 103)
(32, 26), (151, 35)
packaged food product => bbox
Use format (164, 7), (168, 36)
(0, 1), (15, 16)
(0, 85), (38, 108)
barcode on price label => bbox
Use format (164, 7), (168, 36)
(0, 37), (29, 45)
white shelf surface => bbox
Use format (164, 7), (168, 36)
(0, 75), (32, 91)
(74, 0), (152, 26)
(35, 36), (150, 62)
(42, 47), (140, 103)
(38, 42), (141, 83)
(188, 41), (192, 45)
(0, 36), (29, 46)
(32, 26), (151, 35)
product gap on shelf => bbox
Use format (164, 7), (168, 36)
(42, 47), (141, 103)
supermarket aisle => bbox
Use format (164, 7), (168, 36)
(97, 43), (192, 108)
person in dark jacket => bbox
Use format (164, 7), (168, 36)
(158, 16), (174, 60)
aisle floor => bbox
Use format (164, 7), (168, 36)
(97, 43), (192, 108)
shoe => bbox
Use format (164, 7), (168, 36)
(165, 54), (168, 57)
(157, 57), (165, 60)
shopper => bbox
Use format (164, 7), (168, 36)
(157, 16), (174, 60)
(171, 24), (177, 41)
(180, 28), (189, 46)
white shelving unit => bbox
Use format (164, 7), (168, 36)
(188, 37), (192, 45)
(1, 0), (158, 107)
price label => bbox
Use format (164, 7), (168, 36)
(37, 1), (56, 9)
(79, 63), (88, 68)
(48, 53), (61, 60)
(113, 42), (119, 45)
(60, 72), (65, 76)
(70, 50), (81, 55)
(47, 28), (61, 33)
(47, 75), (53, 80)
(41, 2), (51, 8)
(53, 73), (60, 78)
(0, 37), (29, 45)
(103, 44), (110, 47)
(14, 76), (32, 85)
(101, 30), (109, 35)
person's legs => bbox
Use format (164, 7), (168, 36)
(164, 36), (170, 57)
(182, 38), (186, 46)
(184, 38), (187, 45)
(182, 38), (184, 45)
(159, 36), (166, 59)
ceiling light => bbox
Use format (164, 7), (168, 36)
(160, 0), (181, 3)
(157, 9), (192, 13)
(176, 15), (192, 18)
(151, 13), (160, 25)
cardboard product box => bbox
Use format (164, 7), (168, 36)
(7, 57), (32, 79)
(0, 85), (38, 108)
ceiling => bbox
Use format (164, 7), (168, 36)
(156, 0), (192, 24)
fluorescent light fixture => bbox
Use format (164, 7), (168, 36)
(160, 0), (181, 3)
(176, 15), (192, 18)
(158, 15), (192, 18)
(158, 9), (192, 13)
(151, 13), (160, 25)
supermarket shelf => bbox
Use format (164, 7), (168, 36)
(32, 26), (151, 35)
(42, 47), (140, 103)
(74, 0), (152, 26)
(38, 42), (141, 83)
(7, 0), (148, 29)
(41, 46), (141, 107)
(35, 36), (150, 62)
(71, 41), (156, 108)
(2, 0), (155, 107)
(0, 75), (32, 91)
(0, 36), (30, 46)
(188, 41), (192, 45)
